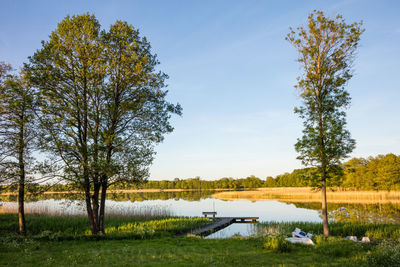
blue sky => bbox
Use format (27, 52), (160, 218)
(1, 0), (399, 180)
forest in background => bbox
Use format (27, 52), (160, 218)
(2, 153), (399, 193)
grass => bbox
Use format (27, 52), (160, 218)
(0, 236), (383, 266)
(263, 235), (292, 253)
(257, 221), (400, 241)
(0, 214), (210, 240)
(1, 214), (400, 266)
(212, 187), (400, 204)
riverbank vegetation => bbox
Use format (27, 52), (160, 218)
(0, 214), (209, 240)
(258, 221), (400, 240)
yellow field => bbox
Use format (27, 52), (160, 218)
(212, 187), (400, 204)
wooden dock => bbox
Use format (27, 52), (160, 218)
(177, 217), (259, 237)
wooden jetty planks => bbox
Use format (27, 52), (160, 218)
(192, 218), (234, 236)
(177, 216), (259, 237)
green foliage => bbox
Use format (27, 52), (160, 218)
(0, 236), (368, 266)
(343, 154), (400, 190)
(104, 217), (208, 238)
(259, 221), (400, 240)
(0, 214), (209, 240)
(366, 241), (400, 267)
(0, 71), (36, 187)
(2, 152), (399, 192)
(269, 153), (400, 189)
(25, 13), (181, 233)
(0, 62), (12, 83)
(1, 151), (399, 193)
(315, 237), (365, 257)
(287, 10), (363, 171)
(263, 235), (292, 253)
(287, 10), (364, 235)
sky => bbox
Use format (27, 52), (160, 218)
(1, 0), (399, 180)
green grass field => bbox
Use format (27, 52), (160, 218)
(1, 214), (400, 266)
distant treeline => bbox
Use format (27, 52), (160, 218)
(0, 190), (215, 203)
(1, 154), (399, 192)
(114, 153), (400, 190)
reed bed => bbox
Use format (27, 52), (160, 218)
(0, 200), (173, 218)
(212, 187), (400, 204)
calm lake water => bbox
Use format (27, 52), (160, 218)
(1, 191), (399, 238)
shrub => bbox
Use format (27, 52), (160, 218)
(263, 236), (292, 253)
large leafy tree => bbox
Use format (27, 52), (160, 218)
(95, 21), (181, 232)
(0, 68), (36, 235)
(26, 14), (181, 234)
(286, 10), (363, 236)
(26, 14), (104, 234)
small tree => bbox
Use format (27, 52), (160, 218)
(286, 10), (363, 236)
(0, 69), (36, 235)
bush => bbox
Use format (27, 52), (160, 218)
(366, 241), (400, 267)
(263, 236), (292, 253)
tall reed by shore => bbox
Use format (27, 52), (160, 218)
(212, 187), (400, 204)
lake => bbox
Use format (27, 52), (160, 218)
(1, 191), (399, 237)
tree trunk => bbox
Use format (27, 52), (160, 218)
(82, 66), (98, 234)
(18, 179), (26, 235)
(92, 183), (100, 232)
(318, 100), (329, 236)
(321, 176), (330, 236)
(99, 180), (107, 234)
(18, 115), (26, 235)
(84, 179), (97, 235)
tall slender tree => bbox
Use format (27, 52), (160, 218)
(0, 69), (36, 235)
(286, 10), (363, 236)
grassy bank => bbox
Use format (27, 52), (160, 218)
(1, 215), (400, 266)
(0, 214), (210, 240)
(212, 187), (400, 204)
(257, 221), (400, 241)
(2, 231), (400, 266)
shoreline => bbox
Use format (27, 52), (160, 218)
(0, 188), (233, 196)
(212, 187), (400, 204)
